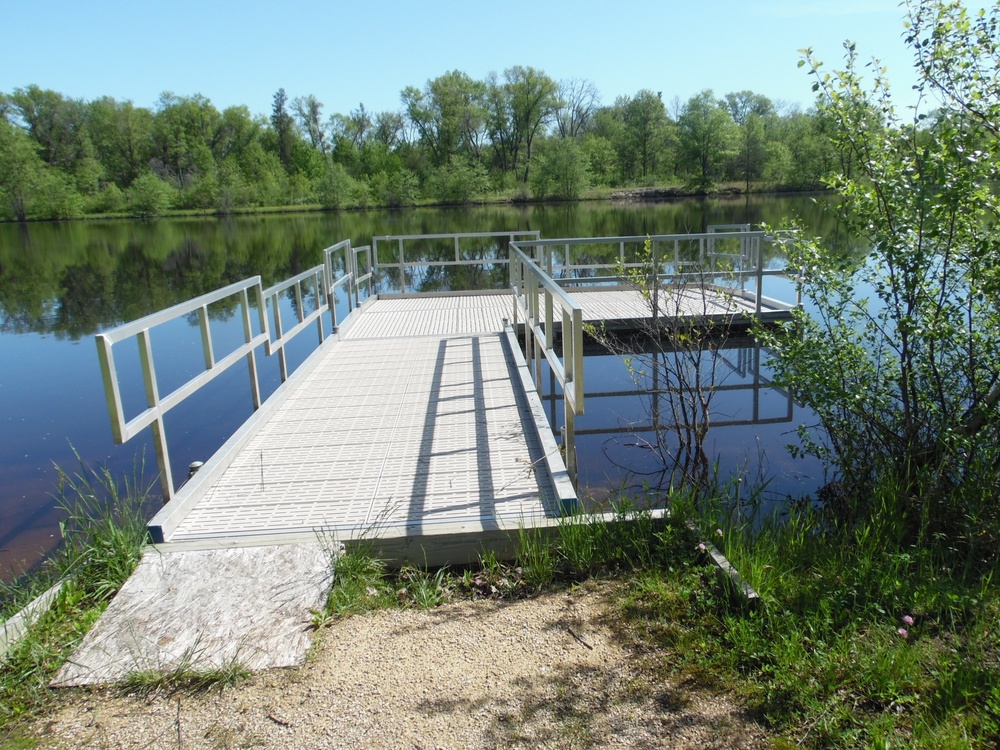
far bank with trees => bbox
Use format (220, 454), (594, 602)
(1, 70), (844, 221)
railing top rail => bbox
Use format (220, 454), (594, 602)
(510, 246), (584, 314)
(513, 231), (767, 247)
(263, 264), (325, 297)
(322, 239), (352, 254)
(98, 277), (262, 344)
(372, 230), (541, 242)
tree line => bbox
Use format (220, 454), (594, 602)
(0, 68), (844, 221)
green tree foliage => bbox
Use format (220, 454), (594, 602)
(33, 169), (84, 219)
(620, 89), (672, 181)
(427, 155), (490, 204)
(317, 158), (361, 208)
(529, 137), (590, 199)
(0, 64), (845, 219)
(368, 168), (419, 208)
(292, 94), (327, 153)
(6, 86), (90, 171)
(150, 93), (220, 199)
(403, 71), (487, 167)
(485, 66), (559, 183)
(372, 111), (404, 149)
(588, 106), (628, 183)
(270, 88), (296, 170)
(85, 97), (152, 187)
(91, 183), (126, 213)
(676, 90), (738, 191)
(765, 0), (1000, 553)
(767, 108), (836, 188)
(578, 132), (617, 185)
(0, 117), (43, 220)
(724, 91), (774, 191)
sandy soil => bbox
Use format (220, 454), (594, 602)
(30, 582), (767, 749)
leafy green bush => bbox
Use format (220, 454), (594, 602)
(762, 1), (1000, 559)
(427, 156), (490, 204)
(127, 172), (176, 217)
(529, 138), (590, 199)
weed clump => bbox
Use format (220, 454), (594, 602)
(0, 454), (151, 732)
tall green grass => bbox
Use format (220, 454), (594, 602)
(0, 454), (151, 734)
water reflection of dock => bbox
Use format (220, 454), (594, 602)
(545, 334), (793, 441)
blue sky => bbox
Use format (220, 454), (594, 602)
(2, 0), (927, 118)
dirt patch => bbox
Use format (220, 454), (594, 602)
(31, 582), (767, 749)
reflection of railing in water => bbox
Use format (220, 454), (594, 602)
(540, 337), (794, 440)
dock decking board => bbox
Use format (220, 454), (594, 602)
(566, 286), (766, 321)
(153, 286), (788, 549)
(169, 333), (556, 542)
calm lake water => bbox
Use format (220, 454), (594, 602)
(0, 195), (849, 579)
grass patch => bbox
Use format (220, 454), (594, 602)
(317, 491), (1000, 748)
(118, 660), (251, 699)
(0, 455), (151, 737)
(610, 491), (1000, 748)
(315, 542), (463, 624)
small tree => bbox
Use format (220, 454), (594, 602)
(587, 238), (739, 495)
(764, 0), (1000, 552)
(317, 158), (360, 209)
(427, 155), (490, 204)
(0, 118), (43, 221)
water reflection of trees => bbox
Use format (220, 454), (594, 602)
(0, 197), (860, 337)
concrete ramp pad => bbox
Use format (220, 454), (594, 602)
(53, 543), (332, 687)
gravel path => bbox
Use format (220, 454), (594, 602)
(32, 582), (767, 749)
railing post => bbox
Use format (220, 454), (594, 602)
(95, 334), (126, 443)
(272, 292), (288, 382)
(564, 404), (577, 487)
(510, 248), (520, 328)
(571, 307), (584, 422)
(756, 250), (764, 315)
(314, 270), (325, 345)
(345, 240), (356, 314)
(544, 287), (553, 352)
(198, 306), (214, 370)
(398, 238), (406, 294)
(525, 269), (537, 373)
(138, 328), (175, 502)
(242, 288), (262, 409)
(324, 246), (337, 332)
